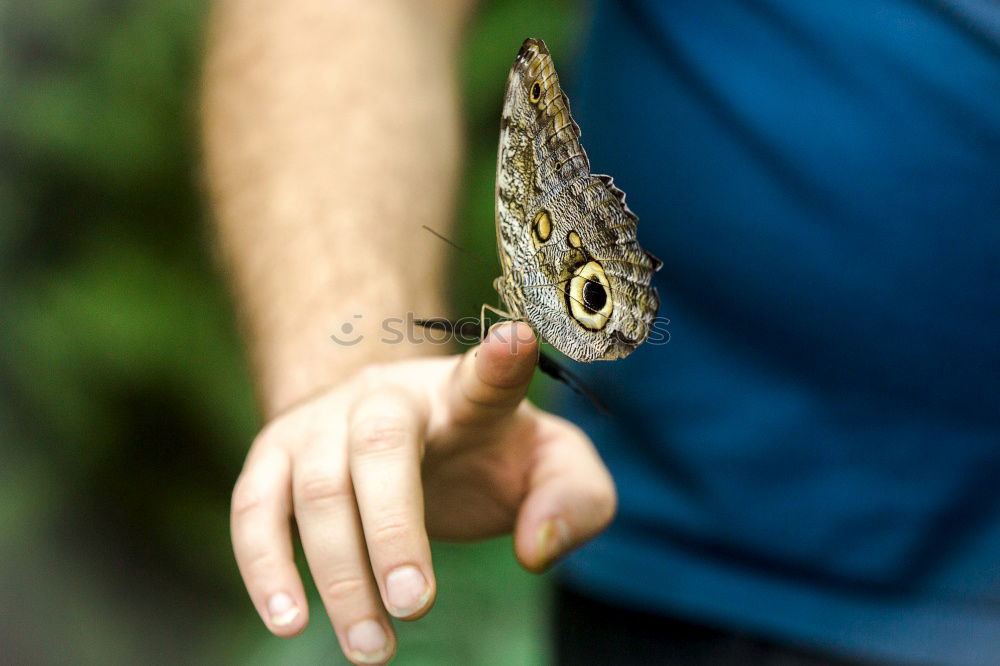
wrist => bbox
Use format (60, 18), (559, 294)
(249, 308), (446, 418)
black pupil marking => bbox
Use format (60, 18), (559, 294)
(531, 82), (541, 100)
(582, 279), (607, 313)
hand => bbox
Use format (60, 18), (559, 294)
(230, 322), (616, 664)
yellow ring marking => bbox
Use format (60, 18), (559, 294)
(568, 261), (613, 330)
(533, 210), (552, 243)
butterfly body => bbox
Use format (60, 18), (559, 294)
(494, 38), (661, 362)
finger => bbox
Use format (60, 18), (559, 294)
(348, 388), (435, 620)
(446, 321), (538, 425)
(511, 411), (617, 572)
(231, 443), (308, 636)
(293, 442), (395, 665)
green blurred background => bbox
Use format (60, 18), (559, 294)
(1, 1), (585, 663)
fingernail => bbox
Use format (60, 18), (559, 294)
(486, 321), (510, 342)
(347, 620), (391, 663)
(536, 518), (571, 567)
(267, 593), (300, 627)
(385, 565), (430, 617)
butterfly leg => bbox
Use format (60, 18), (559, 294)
(479, 303), (515, 340)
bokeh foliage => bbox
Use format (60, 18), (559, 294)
(1, 0), (582, 663)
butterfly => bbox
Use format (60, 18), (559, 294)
(490, 37), (661, 362)
(419, 38), (661, 407)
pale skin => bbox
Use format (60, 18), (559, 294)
(202, 1), (616, 664)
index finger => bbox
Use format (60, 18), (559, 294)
(446, 321), (538, 425)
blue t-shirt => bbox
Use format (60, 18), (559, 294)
(559, 2), (1000, 664)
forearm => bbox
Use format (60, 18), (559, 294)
(202, 0), (470, 417)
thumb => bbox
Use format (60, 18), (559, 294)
(445, 321), (538, 424)
(513, 413), (617, 572)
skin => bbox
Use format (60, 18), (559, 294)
(202, 1), (616, 663)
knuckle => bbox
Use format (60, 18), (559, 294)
(592, 482), (618, 528)
(351, 420), (411, 456)
(297, 474), (350, 506)
(321, 574), (369, 603)
(231, 477), (263, 519)
(369, 517), (412, 546)
(252, 418), (285, 451)
(242, 549), (282, 579)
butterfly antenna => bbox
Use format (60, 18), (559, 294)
(421, 225), (494, 269)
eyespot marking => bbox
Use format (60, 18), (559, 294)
(567, 260), (613, 330)
(533, 210), (552, 243)
(567, 230), (582, 248)
(530, 81), (542, 104)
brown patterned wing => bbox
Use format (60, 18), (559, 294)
(495, 38), (661, 362)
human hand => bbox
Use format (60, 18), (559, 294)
(230, 322), (616, 664)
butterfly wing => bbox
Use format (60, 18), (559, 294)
(495, 38), (661, 362)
